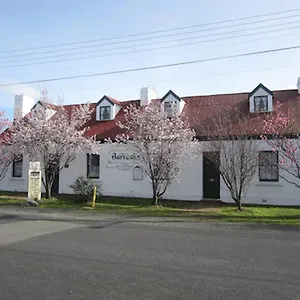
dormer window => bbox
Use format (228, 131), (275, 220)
(254, 96), (268, 112)
(161, 90), (185, 117)
(100, 106), (111, 120)
(96, 95), (121, 121)
(249, 83), (273, 113)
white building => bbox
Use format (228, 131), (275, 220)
(1, 81), (300, 206)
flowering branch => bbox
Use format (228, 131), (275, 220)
(117, 103), (196, 206)
(262, 101), (300, 188)
(10, 96), (100, 198)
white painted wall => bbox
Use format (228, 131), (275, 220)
(219, 140), (300, 206)
(249, 87), (273, 113)
(59, 144), (203, 200)
(0, 156), (30, 193)
(46, 108), (56, 119)
(1, 140), (300, 206)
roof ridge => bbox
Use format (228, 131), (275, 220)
(59, 88), (299, 107)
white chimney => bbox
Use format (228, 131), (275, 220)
(297, 77), (300, 94)
(14, 95), (35, 119)
(140, 87), (157, 106)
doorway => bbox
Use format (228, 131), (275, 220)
(203, 152), (220, 199)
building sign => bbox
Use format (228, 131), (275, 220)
(28, 162), (42, 201)
(108, 150), (140, 163)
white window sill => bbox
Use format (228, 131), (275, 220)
(9, 177), (25, 182)
(255, 182), (282, 187)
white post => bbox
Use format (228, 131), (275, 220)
(28, 162), (42, 202)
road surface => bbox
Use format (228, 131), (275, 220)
(0, 211), (300, 299)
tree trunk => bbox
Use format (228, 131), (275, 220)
(44, 172), (53, 199)
(152, 195), (158, 206)
(45, 184), (52, 199)
(152, 189), (158, 206)
(237, 200), (242, 211)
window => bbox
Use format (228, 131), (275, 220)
(87, 154), (100, 178)
(99, 106), (111, 120)
(254, 96), (268, 112)
(12, 155), (23, 178)
(164, 101), (177, 116)
(259, 151), (279, 181)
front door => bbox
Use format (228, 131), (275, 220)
(203, 152), (220, 199)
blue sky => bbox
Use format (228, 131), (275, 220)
(1, 0), (300, 120)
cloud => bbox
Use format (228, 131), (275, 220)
(1, 82), (38, 98)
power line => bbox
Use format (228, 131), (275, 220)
(1, 24), (299, 69)
(1, 13), (300, 60)
(1, 7), (300, 54)
(0, 64), (297, 99)
(2, 28), (299, 81)
(1, 45), (299, 87)
(1, 19), (299, 65)
(76, 64), (297, 91)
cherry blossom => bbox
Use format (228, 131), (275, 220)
(116, 103), (196, 206)
(10, 99), (100, 198)
(0, 111), (11, 181)
(263, 101), (300, 188)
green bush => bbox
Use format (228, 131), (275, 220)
(70, 176), (102, 203)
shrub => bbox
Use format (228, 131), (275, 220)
(70, 176), (102, 203)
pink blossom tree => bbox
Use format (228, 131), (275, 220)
(263, 102), (300, 188)
(117, 103), (195, 206)
(10, 99), (100, 198)
(198, 103), (259, 211)
(0, 111), (11, 181)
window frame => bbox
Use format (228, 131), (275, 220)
(12, 155), (23, 178)
(258, 151), (279, 182)
(99, 106), (111, 120)
(164, 101), (177, 117)
(87, 154), (100, 179)
(254, 95), (268, 112)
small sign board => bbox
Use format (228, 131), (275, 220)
(28, 162), (42, 201)
(133, 165), (143, 180)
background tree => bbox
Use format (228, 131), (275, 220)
(0, 111), (11, 181)
(11, 97), (100, 198)
(198, 103), (259, 211)
(117, 103), (195, 206)
(263, 101), (300, 188)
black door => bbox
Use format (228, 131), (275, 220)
(203, 152), (220, 199)
(51, 171), (59, 195)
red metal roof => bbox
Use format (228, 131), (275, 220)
(80, 89), (300, 139)
(3, 89), (299, 141)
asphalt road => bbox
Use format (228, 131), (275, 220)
(0, 212), (300, 300)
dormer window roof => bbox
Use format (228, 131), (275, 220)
(160, 90), (182, 103)
(249, 83), (273, 113)
(160, 90), (185, 117)
(96, 95), (121, 121)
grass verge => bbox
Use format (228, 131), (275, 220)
(0, 192), (300, 226)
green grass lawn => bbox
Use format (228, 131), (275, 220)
(0, 192), (300, 226)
